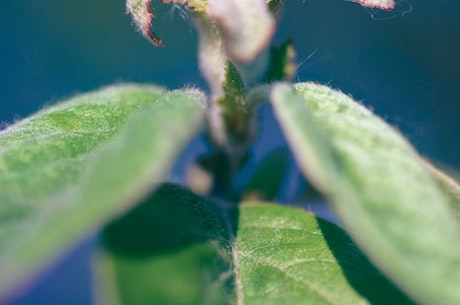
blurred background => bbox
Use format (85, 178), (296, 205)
(1, 0), (459, 304)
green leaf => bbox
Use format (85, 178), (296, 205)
(95, 184), (412, 305)
(263, 39), (297, 83)
(0, 85), (206, 299)
(242, 149), (289, 201)
(423, 161), (460, 222)
(94, 183), (232, 305)
(234, 203), (413, 305)
(217, 61), (248, 139)
(271, 82), (460, 305)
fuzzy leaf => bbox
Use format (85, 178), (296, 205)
(213, 61), (251, 149)
(424, 161), (460, 222)
(194, 14), (227, 101)
(271, 82), (460, 305)
(95, 185), (413, 305)
(94, 184), (231, 305)
(234, 203), (413, 305)
(0, 85), (206, 299)
(351, 0), (395, 10)
(126, 0), (209, 46)
(126, 0), (162, 45)
(206, 0), (275, 63)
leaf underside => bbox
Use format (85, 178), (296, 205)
(271, 82), (460, 305)
(0, 85), (206, 299)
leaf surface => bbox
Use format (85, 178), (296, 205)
(206, 0), (275, 63)
(94, 183), (232, 305)
(95, 184), (412, 305)
(0, 85), (206, 299)
(423, 161), (460, 222)
(271, 82), (460, 305)
(234, 203), (413, 305)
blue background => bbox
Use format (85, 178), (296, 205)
(1, 0), (459, 304)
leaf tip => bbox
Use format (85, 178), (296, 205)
(206, 0), (276, 63)
(126, 0), (163, 46)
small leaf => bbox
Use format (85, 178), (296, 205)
(126, 0), (163, 45)
(0, 85), (206, 299)
(242, 149), (289, 201)
(212, 61), (255, 154)
(263, 39), (297, 83)
(271, 82), (460, 305)
(206, 0), (275, 63)
(266, 0), (283, 16)
(351, 0), (395, 10)
(126, 0), (209, 46)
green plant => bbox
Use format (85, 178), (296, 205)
(1, 0), (459, 304)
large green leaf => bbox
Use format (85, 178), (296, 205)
(271, 82), (460, 305)
(0, 85), (206, 299)
(235, 203), (413, 305)
(95, 185), (412, 305)
(94, 183), (232, 305)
